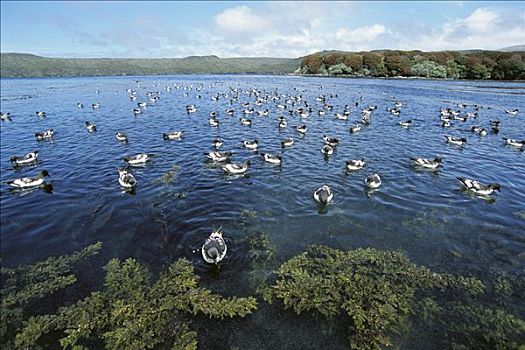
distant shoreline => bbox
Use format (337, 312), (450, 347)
(2, 49), (524, 80)
(1, 73), (523, 83)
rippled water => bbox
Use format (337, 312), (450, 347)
(1, 75), (524, 349)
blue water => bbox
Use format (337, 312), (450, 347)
(1, 75), (524, 348)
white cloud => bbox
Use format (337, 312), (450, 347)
(36, 3), (525, 58)
(214, 5), (268, 33)
(409, 7), (524, 51)
(462, 8), (498, 33)
(335, 24), (386, 44)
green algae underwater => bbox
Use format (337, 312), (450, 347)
(1, 241), (524, 350)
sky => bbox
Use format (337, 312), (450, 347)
(1, 1), (524, 58)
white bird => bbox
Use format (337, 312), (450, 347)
(118, 168), (136, 188)
(10, 151), (39, 166)
(242, 140), (259, 150)
(399, 120), (412, 128)
(505, 109), (518, 115)
(323, 136), (339, 147)
(296, 125), (307, 134)
(471, 126), (487, 136)
(222, 160), (250, 174)
(115, 132), (128, 142)
(206, 151), (232, 163)
(213, 138), (223, 148)
(278, 117), (287, 128)
(321, 145), (334, 156)
(163, 131), (184, 140)
(457, 177), (500, 196)
(365, 173), (382, 189)
(209, 118), (219, 127)
(85, 121), (97, 132)
(349, 125), (362, 133)
(35, 129), (54, 140)
(345, 159), (366, 171)
(240, 118), (252, 126)
(503, 138), (524, 148)
(445, 135), (467, 146)
(7, 170), (49, 188)
(281, 137), (294, 147)
(261, 153), (282, 165)
(36, 111), (46, 117)
(123, 153), (150, 166)
(186, 105), (197, 113)
(201, 228), (227, 264)
(313, 185), (333, 205)
(410, 156), (442, 169)
(0, 112), (11, 121)
(9, 151), (38, 166)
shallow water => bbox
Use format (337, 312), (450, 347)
(1, 75), (524, 348)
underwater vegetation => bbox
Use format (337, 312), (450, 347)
(262, 245), (525, 350)
(152, 165), (180, 185)
(13, 257), (257, 349)
(1, 242), (524, 349)
(1, 242), (103, 349)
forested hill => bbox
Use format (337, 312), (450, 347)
(299, 50), (525, 80)
(0, 53), (301, 78)
(2, 50), (524, 80)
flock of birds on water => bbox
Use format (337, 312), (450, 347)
(1, 80), (523, 264)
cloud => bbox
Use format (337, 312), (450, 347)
(29, 3), (525, 58)
(215, 5), (268, 33)
(335, 25), (386, 45)
(462, 8), (498, 33)
(416, 7), (524, 51)
(207, 2), (388, 57)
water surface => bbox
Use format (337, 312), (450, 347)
(1, 75), (524, 349)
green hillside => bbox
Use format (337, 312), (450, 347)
(0, 53), (301, 78)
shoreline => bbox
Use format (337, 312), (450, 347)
(1, 72), (524, 83)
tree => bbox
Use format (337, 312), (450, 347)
(328, 63), (351, 75)
(384, 53), (402, 76)
(323, 53), (344, 66)
(344, 54), (364, 70)
(302, 55), (322, 74)
(446, 60), (466, 79)
(492, 59), (525, 80)
(411, 61), (447, 78)
(470, 63), (491, 79)
(362, 52), (383, 70)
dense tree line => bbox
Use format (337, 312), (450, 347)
(0, 54), (301, 78)
(299, 50), (525, 80)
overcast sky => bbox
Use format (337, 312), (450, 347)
(1, 1), (524, 58)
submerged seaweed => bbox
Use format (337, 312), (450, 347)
(2, 242), (523, 349)
(263, 245), (523, 350)
(152, 165), (179, 185)
(14, 258), (257, 349)
(1, 243), (102, 349)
